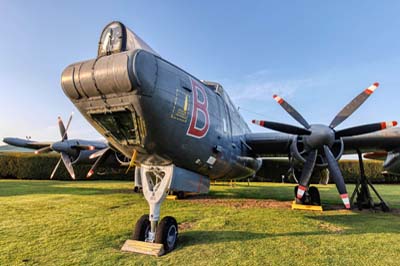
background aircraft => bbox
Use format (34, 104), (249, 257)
(364, 150), (400, 176)
(60, 21), (400, 253)
(3, 114), (130, 179)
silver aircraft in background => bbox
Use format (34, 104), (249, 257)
(3, 114), (129, 179)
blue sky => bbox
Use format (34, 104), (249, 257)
(1, 1), (400, 144)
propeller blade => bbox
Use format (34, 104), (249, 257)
(323, 146), (350, 209)
(63, 113), (73, 134)
(296, 149), (318, 199)
(273, 94), (310, 128)
(58, 116), (67, 140)
(335, 121), (398, 138)
(89, 147), (110, 160)
(61, 152), (75, 180)
(87, 148), (111, 178)
(50, 157), (62, 179)
(329, 82), (379, 128)
(252, 120), (311, 135)
(59, 113), (73, 141)
(34, 146), (52, 154)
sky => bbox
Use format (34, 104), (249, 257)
(1, 1), (400, 144)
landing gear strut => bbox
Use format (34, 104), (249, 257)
(133, 168), (142, 193)
(350, 150), (390, 212)
(131, 165), (178, 253)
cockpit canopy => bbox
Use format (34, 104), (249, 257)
(97, 21), (158, 57)
(202, 80), (224, 95)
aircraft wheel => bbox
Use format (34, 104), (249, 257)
(132, 214), (150, 241)
(176, 191), (185, 199)
(134, 186), (139, 193)
(308, 186), (321, 205)
(155, 216), (178, 253)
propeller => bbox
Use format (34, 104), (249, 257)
(49, 113), (76, 180)
(86, 147), (111, 178)
(252, 82), (397, 209)
(34, 113), (93, 180)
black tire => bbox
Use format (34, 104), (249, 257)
(132, 214), (150, 241)
(176, 191), (185, 200)
(155, 216), (178, 253)
(308, 186), (321, 205)
(134, 186), (139, 193)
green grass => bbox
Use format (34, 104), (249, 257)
(1, 180), (400, 266)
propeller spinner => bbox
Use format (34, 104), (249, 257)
(253, 82), (397, 209)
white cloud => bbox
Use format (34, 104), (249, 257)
(221, 69), (316, 104)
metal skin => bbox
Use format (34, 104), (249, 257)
(61, 49), (261, 182)
(382, 152), (400, 176)
(303, 124), (335, 149)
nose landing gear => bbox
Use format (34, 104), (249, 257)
(123, 165), (178, 256)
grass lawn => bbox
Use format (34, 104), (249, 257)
(1, 180), (400, 266)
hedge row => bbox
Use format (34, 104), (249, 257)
(255, 159), (399, 184)
(0, 152), (133, 181)
(0, 152), (398, 183)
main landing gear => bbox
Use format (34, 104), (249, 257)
(294, 185), (321, 206)
(350, 150), (390, 212)
(131, 165), (178, 254)
(291, 167), (322, 208)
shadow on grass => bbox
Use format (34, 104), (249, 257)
(306, 213), (400, 233)
(179, 230), (270, 246)
(179, 213), (400, 247)
(208, 184), (296, 202)
(0, 180), (135, 197)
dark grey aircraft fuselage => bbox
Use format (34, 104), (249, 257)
(62, 49), (261, 180)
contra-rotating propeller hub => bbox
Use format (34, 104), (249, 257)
(303, 124), (335, 149)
